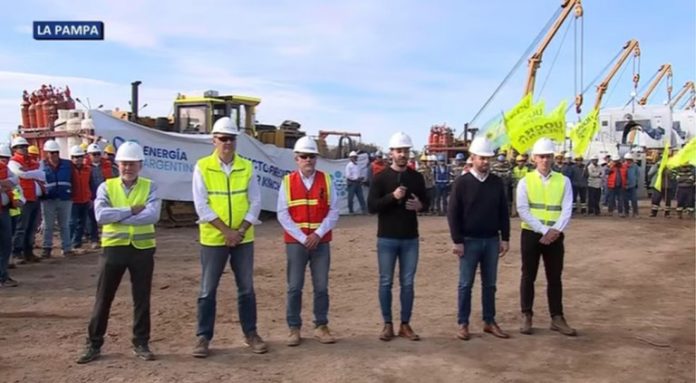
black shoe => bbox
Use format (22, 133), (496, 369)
(0, 278), (19, 287)
(76, 346), (101, 364)
(133, 344), (155, 361)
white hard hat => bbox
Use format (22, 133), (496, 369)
(87, 143), (102, 154)
(409, 152), (416, 159)
(623, 152), (634, 160)
(428, 154), (437, 162)
(115, 141), (144, 162)
(468, 136), (495, 157)
(293, 136), (319, 154)
(43, 140), (61, 152)
(388, 132), (413, 149)
(70, 145), (85, 157)
(0, 144), (11, 157)
(564, 152), (573, 159)
(211, 117), (239, 136)
(349, 151), (358, 157)
(375, 150), (383, 158)
(11, 137), (29, 148)
(590, 154), (599, 160)
(611, 154), (621, 161)
(531, 138), (556, 155)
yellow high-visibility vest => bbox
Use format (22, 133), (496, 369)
(521, 171), (565, 231)
(198, 153), (254, 246)
(101, 177), (156, 249)
(513, 166), (529, 183)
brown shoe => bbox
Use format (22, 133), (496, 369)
(244, 332), (268, 354)
(314, 325), (336, 344)
(192, 336), (209, 358)
(456, 325), (470, 341)
(550, 315), (577, 336)
(379, 323), (395, 341)
(520, 314), (533, 335)
(398, 323), (420, 341)
(483, 323), (509, 339)
(287, 327), (301, 347)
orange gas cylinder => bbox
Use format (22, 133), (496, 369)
(42, 95), (52, 129)
(28, 98), (37, 128)
(35, 97), (45, 128)
(65, 86), (75, 109)
(21, 91), (31, 128)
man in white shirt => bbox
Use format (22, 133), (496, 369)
(190, 117), (267, 358)
(277, 137), (340, 347)
(345, 151), (366, 214)
(516, 138), (576, 337)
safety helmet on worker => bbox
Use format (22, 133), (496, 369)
(574, 156), (583, 161)
(293, 136), (319, 154)
(388, 132), (413, 149)
(611, 154), (621, 161)
(531, 138), (556, 155)
(590, 154), (599, 161)
(516, 155), (525, 162)
(211, 117), (239, 136)
(28, 145), (40, 155)
(375, 150), (383, 158)
(455, 153), (465, 161)
(0, 144), (11, 157)
(349, 151), (358, 157)
(564, 152), (573, 159)
(80, 142), (89, 151)
(104, 144), (116, 155)
(115, 141), (145, 162)
(468, 137), (495, 157)
(43, 140), (61, 152)
(70, 145), (86, 157)
(427, 154), (437, 162)
(87, 143), (102, 154)
(11, 137), (29, 148)
(623, 152), (634, 160)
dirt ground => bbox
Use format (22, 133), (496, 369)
(0, 211), (694, 383)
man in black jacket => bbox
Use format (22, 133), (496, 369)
(447, 137), (510, 341)
(368, 132), (429, 342)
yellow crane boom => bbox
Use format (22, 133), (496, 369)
(670, 81), (694, 109)
(594, 39), (640, 110)
(638, 64), (673, 106)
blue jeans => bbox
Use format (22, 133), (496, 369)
(86, 201), (100, 243)
(457, 237), (500, 326)
(70, 202), (90, 248)
(41, 199), (73, 252)
(286, 242), (331, 328)
(197, 243), (257, 340)
(347, 181), (366, 214)
(607, 188), (625, 214)
(0, 210), (12, 282)
(434, 184), (449, 213)
(377, 237), (419, 323)
(623, 187), (638, 215)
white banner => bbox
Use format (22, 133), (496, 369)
(91, 111), (368, 214)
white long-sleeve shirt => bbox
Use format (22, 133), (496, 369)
(345, 161), (362, 181)
(192, 156), (262, 226)
(516, 170), (573, 235)
(276, 171), (340, 243)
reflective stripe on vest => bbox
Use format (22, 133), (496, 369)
(101, 177), (156, 249)
(521, 171), (565, 231)
(283, 171), (332, 243)
(198, 154), (255, 246)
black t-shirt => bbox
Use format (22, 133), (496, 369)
(367, 167), (429, 239)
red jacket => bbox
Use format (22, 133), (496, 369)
(607, 163), (628, 189)
(10, 153), (43, 202)
(371, 160), (387, 177)
(283, 171), (332, 244)
(84, 157), (114, 179)
(71, 163), (92, 203)
(0, 163), (13, 211)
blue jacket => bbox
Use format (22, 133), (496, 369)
(43, 159), (73, 200)
(434, 165), (450, 185)
(625, 163), (639, 188)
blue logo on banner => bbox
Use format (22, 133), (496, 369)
(33, 21), (104, 40)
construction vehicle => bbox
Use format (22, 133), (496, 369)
(316, 130), (361, 159)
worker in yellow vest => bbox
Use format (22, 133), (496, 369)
(516, 138), (576, 337)
(77, 141), (161, 364)
(511, 155), (529, 217)
(277, 136), (340, 347)
(191, 117), (267, 358)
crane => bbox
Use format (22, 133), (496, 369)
(524, 0), (584, 96)
(670, 81), (694, 109)
(638, 64), (673, 106)
(593, 39), (641, 110)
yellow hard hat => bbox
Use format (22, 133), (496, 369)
(516, 155), (525, 162)
(554, 152), (563, 158)
(104, 144), (116, 154)
(79, 142), (88, 150)
(28, 145), (39, 155)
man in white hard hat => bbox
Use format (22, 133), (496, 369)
(345, 151), (366, 215)
(77, 141), (161, 363)
(191, 117), (267, 358)
(447, 137), (510, 341)
(0, 143), (23, 271)
(367, 132), (429, 341)
(85, 143), (118, 250)
(586, 155), (602, 216)
(8, 137), (46, 264)
(69, 145), (93, 251)
(0, 143), (19, 286)
(623, 152), (640, 217)
(40, 140), (75, 258)
(277, 136), (339, 346)
(517, 138), (576, 337)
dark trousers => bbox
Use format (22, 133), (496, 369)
(520, 229), (565, 318)
(12, 201), (41, 258)
(70, 202), (90, 248)
(651, 187), (676, 213)
(587, 187), (601, 215)
(0, 210), (12, 282)
(86, 202), (100, 243)
(572, 186), (587, 213)
(87, 245), (155, 348)
(676, 186), (695, 212)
